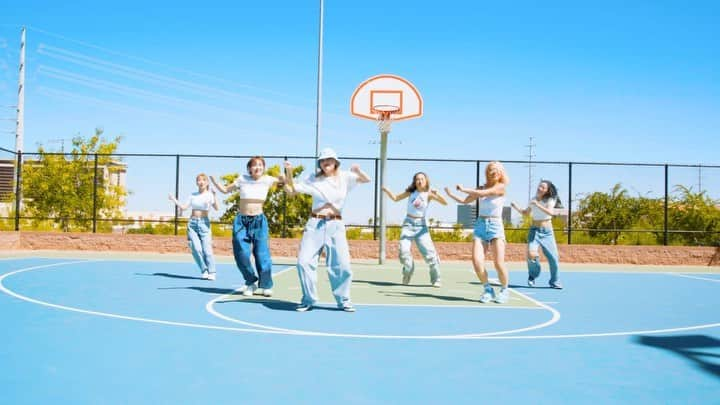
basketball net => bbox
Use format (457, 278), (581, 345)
(374, 105), (399, 134)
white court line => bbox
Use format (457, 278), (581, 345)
(206, 276), (561, 339)
(665, 273), (720, 283)
(3, 260), (719, 340)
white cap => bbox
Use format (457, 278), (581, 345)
(317, 147), (340, 163)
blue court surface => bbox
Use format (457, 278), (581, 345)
(1, 252), (718, 404)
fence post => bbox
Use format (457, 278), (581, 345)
(567, 162), (573, 245)
(475, 160), (481, 220)
(282, 156), (288, 238)
(92, 153), (98, 233)
(373, 158), (379, 240)
(664, 164), (669, 246)
(14, 151), (22, 231)
(174, 155), (180, 236)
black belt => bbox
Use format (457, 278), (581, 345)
(311, 213), (342, 220)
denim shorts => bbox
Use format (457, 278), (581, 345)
(473, 217), (505, 242)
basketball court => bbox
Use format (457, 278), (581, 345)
(1, 252), (718, 403)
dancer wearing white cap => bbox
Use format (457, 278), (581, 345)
(283, 148), (371, 312)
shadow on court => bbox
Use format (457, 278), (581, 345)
(216, 298), (351, 312)
(381, 290), (480, 303)
(135, 272), (206, 280)
(635, 335), (720, 379)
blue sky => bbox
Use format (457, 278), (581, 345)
(1, 1), (719, 223)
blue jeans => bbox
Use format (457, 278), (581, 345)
(527, 225), (560, 284)
(473, 217), (505, 242)
(399, 217), (440, 283)
(296, 217), (352, 307)
(232, 214), (273, 289)
(187, 217), (215, 274)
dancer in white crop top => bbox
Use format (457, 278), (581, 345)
(169, 173), (219, 280)
(382, 172), (447, 287)
(511, 179), (563, 289)
(283, 147), (370, 312)
(445, 161), (512, 304)
(210, 156), (284, 297)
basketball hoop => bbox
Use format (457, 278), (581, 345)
(373, 104), (399, 133)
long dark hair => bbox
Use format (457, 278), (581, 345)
(540, 180), (562, 208)
(405, 172), (430, 193)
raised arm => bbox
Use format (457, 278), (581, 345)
(282, 160), (297, 194)
(510, 201), (531, 216)
(168, 193), (190, 211)
(210, 189), (220, 211)
(444, 185), (478, 204)
(350, 164), (371, 183)
(381, 186), (410, 202)
(460, 182), (506, 198)
(429, 188), (448, 206)
(209, 175), (236, 194)
(531, 199), (555, 216)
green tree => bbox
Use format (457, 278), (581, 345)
(668, 185), (720, 246)
(21, 129), (127, 232)
(574, 183), (641, 244)
(218, 164), (312, 236)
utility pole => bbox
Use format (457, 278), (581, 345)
(16, 26), (26, 153)
(525, 136), (536, 202)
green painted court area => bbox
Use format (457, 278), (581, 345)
(225, 261), (540, 308)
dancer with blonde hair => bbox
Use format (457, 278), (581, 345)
(169, 173), (219, 280)
(445, 161), (511, 303)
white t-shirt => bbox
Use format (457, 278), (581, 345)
(233, 174), (276, 200)
(186, 191), (216, 211)
(531, 198), (556, 221)
(406, 191), (429, 217)
(293, 171), (359, 213)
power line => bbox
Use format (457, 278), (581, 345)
(25, 25), (302, 100)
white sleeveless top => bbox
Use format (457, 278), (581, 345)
(187, 191), (215, 211)
(478, 195), (504, 217)
(293, 171), (359, 213)
(531, 198), (556, 221)
(233, 174), (276, 200)
(406, 191), (429, 218)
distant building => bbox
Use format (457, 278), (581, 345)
(457, 204), (476, 228)
(457, 203), (512, 227)
(0, 158), (127, 216)
(502, 206), (512, 225)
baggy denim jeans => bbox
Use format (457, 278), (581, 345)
(399, 217), (440, 284)
(232, 213), (273, 289)
(296, 217), (352, 308)
(527, 225), (560, 284)
(187, 217), (215, 275)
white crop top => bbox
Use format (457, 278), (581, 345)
(531, 198), (555, 221)
(406, 191), (429, 218)
(293, 171), (359, 213)
(187, 191), (216, 211)
(233, 174), (276, 200)
(478, 195), (504, 217)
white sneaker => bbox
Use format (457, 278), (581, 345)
(479, 287), (495, 303)
(242, 284), (257, 296)
(253, 288), (272, 297)
(494, 288), (510, 304)
(207, 273), (216, 281)
(432, 281), (442, 288)
(201, 271), (210, 280)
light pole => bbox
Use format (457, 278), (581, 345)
(314, 0), (324, 163)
